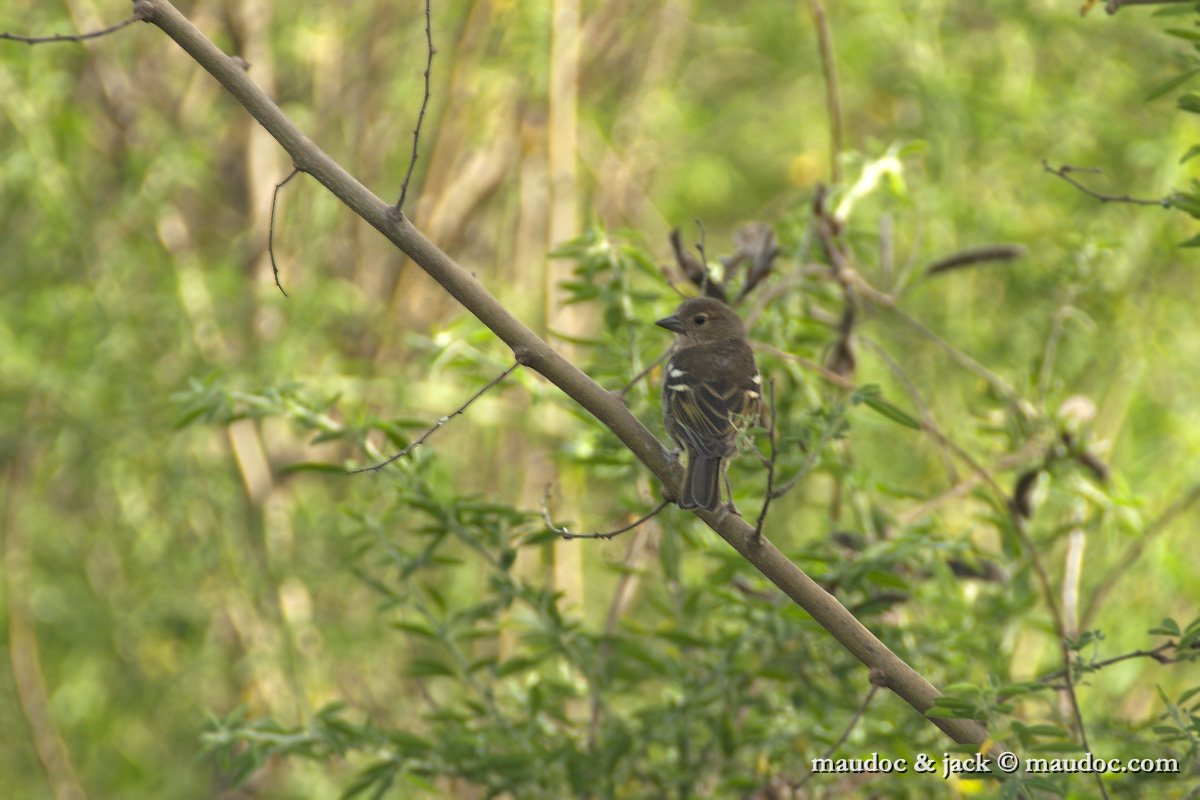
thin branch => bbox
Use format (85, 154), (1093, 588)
(1037, 302), (1077, 406)
(1059, 638), (1111, 800)
(589, 474), (661, 745)
(853, 277), (1035, 416)
(898, 437), (1050, 527)
(619, 348), (670, 398)
(770, 401), (848, 500)
(668, 228), (724, 301)
(541, 485), (669, 540)
(267, 168), (300, 296)
(729, 222), (780, 302)
(693, 219), (715, 299)
(350, 362), (519, 473)
(1106, 0), (1195, 13)
(809, 0), (843, 184)
(1082, 481), (1200, 627)
(1042, 160), (1170, 208)
(1035, 642), (1176, 686)
(753, 380), (778, 538)
(129, 0), (995, 749)
(396, 0), (436, 211)
(4, 454), (88, 800)
(755, 341), (855, 390)
(860, 335), (957, 483)
(878, 212), (894, 288)
(795, 686), (879, 790)
(1, 16), (136, 44)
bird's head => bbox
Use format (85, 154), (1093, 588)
(655, 297), (746, 345)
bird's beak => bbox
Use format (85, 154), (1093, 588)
(656, 314), (685, 334)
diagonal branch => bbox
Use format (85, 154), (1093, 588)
(541, 486), (670, 540)
(1042, 161), (1170, 208)
(1, 16), (136, 44)
(130, 0), (992, 749)
(350, 362), (519, 473)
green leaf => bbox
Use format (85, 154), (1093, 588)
(1147, 69), (1200, 101)
(1152, 4), (1200, 16)
(280, 461), (348, 474)
(407, 658), (457, 678)
(1165, 28), (1200, 43)
(1178, 92), (1200, 114)
(1179, 233), (1200, 247)
(391, 621), (439, 640)
(862, 394), (922, 430)
(1181, 144), (1200, 164)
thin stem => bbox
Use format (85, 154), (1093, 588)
(1082, 481), (1200, 627)
(810, 0), (843, 184)
(620, 348), (670, 398)
(267, 168), (300, 296)
(542, 486), (669, 540)
(795, 687), (878, 789)
(396, 0), (436, 211)
(1106, 0), (1195, 13)
(1034, 642), (1176, 685)
(1042, 161), (1170, 208)
(753, 380), (778, 538)
(1059, 638), (1111, 800)
(350, 362), (519, 473)
(1, 16), (136, 44)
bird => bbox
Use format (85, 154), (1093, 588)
(656, 297), (762, 512)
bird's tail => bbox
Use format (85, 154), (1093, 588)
(680, 455), (722, 511)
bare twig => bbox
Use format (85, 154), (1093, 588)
(541, 485), (669, 540)
(728, 222), (780, 302)
(1034, 642), (1176, 686)
(693, 219), (715, 299)
(1058, 638), (1110, 800)
(897, 437), (1050, 527)
(795, 686), (879, 790)
(1037, 302), (1078, 405)
(1042, 161), (1170, 208)
(396, 0), (436, 211)
(770, 401), (848, 500)
(4, 453), (88, 800)
(809, 0), (843, 184)
(753, 380), (778, 538)
(924, 244), (1027, 277)
(1105, 0), (1194, 13)
(588, 475), (661, 744)
(669, 228), (724, 301)
(1082, 481), (1200, 627)
(350, 362), (519, 473)
(879, 213), (894, 288)
(267, 168), (300, 296)
(860, 336), (957, 483)
(755, 341), (855, 391)
(619, 348), (670, 398)
(852, 280), (1034, 415)
(1, 16), (136, 44)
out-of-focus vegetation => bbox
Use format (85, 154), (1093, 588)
(2, 0), (1200, 797)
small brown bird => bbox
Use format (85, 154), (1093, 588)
(656, 297), (762, 511)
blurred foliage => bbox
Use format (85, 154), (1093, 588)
(3, 0), (1200, 798)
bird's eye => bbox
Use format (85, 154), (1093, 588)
(694, 314), (708, 325)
